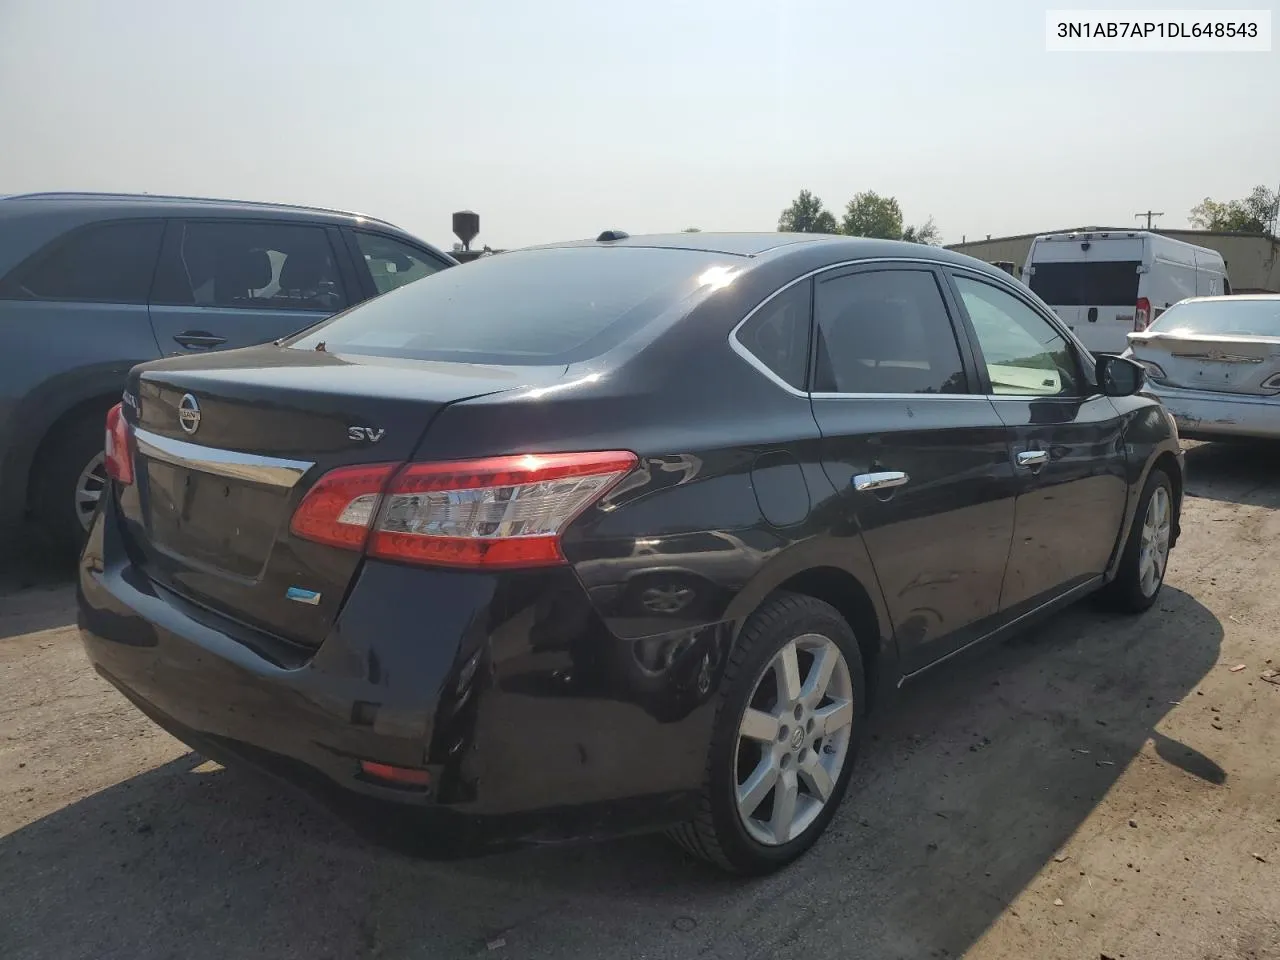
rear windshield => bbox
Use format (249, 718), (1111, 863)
(287, 246), (738, 365)
(1149, 299), (1280, 338)
(1028, 261), (1140, 307)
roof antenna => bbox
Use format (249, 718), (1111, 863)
(597, 230), (629, 242)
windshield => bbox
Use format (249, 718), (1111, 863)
(1028, 260), (1140, 307)
(288, 246), (739, 365)
(1148, 299), (1280, 338)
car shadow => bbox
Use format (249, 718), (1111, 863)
(1182, 440), (1280, 508)
(0, 530), (78, 639)
(0, 587), (1221, 960)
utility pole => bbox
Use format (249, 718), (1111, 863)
(1135, 210), (1164, 229)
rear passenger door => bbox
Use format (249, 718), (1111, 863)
(808, 263), (1018, 673)
(944, 269), (1128, 611)
(147, 220), (354, 356)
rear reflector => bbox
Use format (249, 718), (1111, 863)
(359, 760), (431, 788)
(291, 451), (638, 569)
(104, 403), (134, 485)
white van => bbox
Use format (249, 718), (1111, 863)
(1021, 230), (1229, 355)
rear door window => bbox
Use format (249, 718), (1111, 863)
(353, 231), (448, 295)
(0, 220), (164, 303)
(152, 221), (348, 311)
(812, 267), (969, 394)
(1027, 261), (1140, 306)
(288, 246), (737, 364)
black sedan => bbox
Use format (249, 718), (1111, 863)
(78, 232), (1183, 874)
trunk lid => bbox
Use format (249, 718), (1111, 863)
(1128, 332), (1280, 395)
(119, 345), (566, 648)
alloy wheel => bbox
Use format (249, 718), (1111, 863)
(75, 452), (108, 532)
(1138, 485), (1171, 597)
(733, 634), (854, 846)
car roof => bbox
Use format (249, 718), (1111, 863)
(522, 232), (1003, 270)
(0, 191), (402, 231)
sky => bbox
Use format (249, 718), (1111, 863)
(0, 0), (1276, 250)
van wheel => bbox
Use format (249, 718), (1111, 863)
(31, 413), (109, 555)
(668, 592), (866, 874)
(1099, 467), (1173, 614)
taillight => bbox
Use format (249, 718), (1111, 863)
(1139, 360), (1168, 382)
(104, 403), (134, 485)
(370, 452), (637, 569)
(1134, 297), (1151, 331)
(289, 463), (398, 550)
(290, 451), (638, 570)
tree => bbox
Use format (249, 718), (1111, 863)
(1189, 185), (1279, 234)
(682, 226), (702, 232)
(902, 217), (941, 245)
(841, 191), (904, 239)
(778, 189), (840, 233)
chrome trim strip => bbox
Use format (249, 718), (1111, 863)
(810, 392), (990, 402)
(726, 256), (1099, 403)
(133, 428), (314, 488)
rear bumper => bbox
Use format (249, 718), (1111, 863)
(1149, 384), (1280, 441)
(77, 495), (723, 854)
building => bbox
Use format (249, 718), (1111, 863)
(947, 227), (1280, 294)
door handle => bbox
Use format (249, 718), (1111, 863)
(1016, 450), (1050, 468)
(853, 471), (909, 492)
(173, 331), (228, 349)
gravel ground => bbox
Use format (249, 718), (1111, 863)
(2, 441), (1278, 960)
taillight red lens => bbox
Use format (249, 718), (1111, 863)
(104, 403), (134, 485)
(369, 451), (637, 569)
(1135, 297), (1151, 331)
(291, 452), (638, 568)
(289, 463), (397, 550)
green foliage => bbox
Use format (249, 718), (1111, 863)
(1190, 185), (1279, 234)
(777, 190), (840, 233)
(841, 191), (904, 239)
(779, 189), (940, 243)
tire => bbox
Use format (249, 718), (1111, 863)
(30, 412), (110, 556)
(1099, 467), (1174, 614)
(669, 592), (867, 874)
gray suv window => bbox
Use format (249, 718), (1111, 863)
(0, 220), (164, 304)
(355, 231), (446, 295)
(152, 221), (347, 312)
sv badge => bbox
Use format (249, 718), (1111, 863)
(348, 426), (386, 443)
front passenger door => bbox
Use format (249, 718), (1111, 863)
(946, 271), (1128, 611)
(808, 264), (1018, 673)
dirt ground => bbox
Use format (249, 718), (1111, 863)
(2, 441), (1278, 960)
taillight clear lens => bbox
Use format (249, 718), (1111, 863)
(290, 463), (398, 550)
(104, 403), (134, 485)
(370, 452), (637, 569)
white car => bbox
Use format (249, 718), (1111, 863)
(1125, 294), (1280, 441)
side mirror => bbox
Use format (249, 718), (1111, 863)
(1097, 354), (1146, 397)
